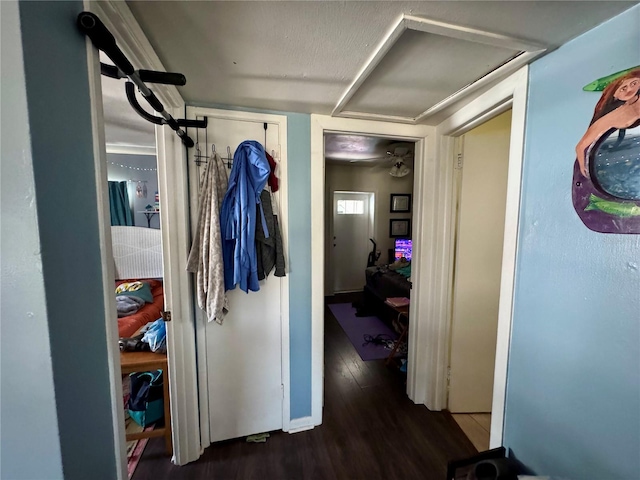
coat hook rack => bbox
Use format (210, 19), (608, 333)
(193, 141), (234, 169)
(77, 11), (207, 148)
(193, 142), (206, 166)
(226, 146), (233, 169)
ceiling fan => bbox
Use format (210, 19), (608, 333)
(338, 141), (414, 176)
(387, 146), (412, 178)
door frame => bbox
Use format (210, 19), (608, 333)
(310, 115), (433, 425)
(184, 106), (291, 444)
(428, 67), (529, 447)
(330, 190), (375, 294)
(85, 0), (202, 468)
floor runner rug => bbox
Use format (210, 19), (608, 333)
(126, 418), (154, 479)
(123, 375), (155, 479)
(328, 303), (401, 361)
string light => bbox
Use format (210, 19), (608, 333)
(109, 161), (157, 172)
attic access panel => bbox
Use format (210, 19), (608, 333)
(345, 29), (521, 119)
(333, 15), (547, 124)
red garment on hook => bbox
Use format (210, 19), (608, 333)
(266, 152), (279, 192)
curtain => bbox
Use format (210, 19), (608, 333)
(108, 181), (134, 226)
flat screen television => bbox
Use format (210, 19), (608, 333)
(394, 238), (412, 261)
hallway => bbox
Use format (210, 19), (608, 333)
(133, 296), (477, 479)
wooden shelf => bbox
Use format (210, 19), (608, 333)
(121, 350), (172, 454)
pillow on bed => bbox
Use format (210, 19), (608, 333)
(115, 281), (153, 303)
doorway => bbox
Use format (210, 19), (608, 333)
(448, 110), (512, 451)
(99, 47), (175, 477)
(85, 1), (202, 470)
(422, 67), (529, 449)
(310, 116), (432, 426)
(323, 132), (417, 409)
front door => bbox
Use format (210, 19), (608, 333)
(331, 191), (373, 293)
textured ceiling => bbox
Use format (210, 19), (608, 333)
(106, 1), (633, 146)
(126, 0), (634, 124)
(325, 134), (414, 166)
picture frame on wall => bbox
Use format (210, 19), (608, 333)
(390, 193), (411, 213)
(389, 218), (411, 238)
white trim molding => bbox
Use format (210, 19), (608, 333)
(333, 14), (545, 124)
(425, 67), (529, 448)
(84, 25), (127, 480)
(106, 143), (157, 156)
(310, 115), (433, 425)
(156, 119), (202, 465)
(287, 416), (315, 434)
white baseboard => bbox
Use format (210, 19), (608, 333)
(286, 416), (315, 434)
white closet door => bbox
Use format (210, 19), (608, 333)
(186, 107), (286, 443)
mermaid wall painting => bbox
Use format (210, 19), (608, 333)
(572, 66), (640, 234)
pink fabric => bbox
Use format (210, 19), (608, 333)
(266, 152), (279, 192)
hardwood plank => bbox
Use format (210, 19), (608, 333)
(471, 413), (491, 432)
(132, 297), (478, 480)
(126, 429), (165, 441)
(452, 414), (490, 452)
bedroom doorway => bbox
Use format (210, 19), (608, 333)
(420, 67), (528, 450)
(99, 47), (174, 477)
(448, 109), (513, 452)
(85, 1), (203, 472)
(331, 191), (375, 294)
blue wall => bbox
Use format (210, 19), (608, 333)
(107, 153), (160, 229)
(0, 2), (64, 478)
(505, 6), (640, 479)
(17, 1), (118, 478)
(284, 113), (313, 419)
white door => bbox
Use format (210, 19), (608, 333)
(331, 191), (373, 293)
(448, 110), (511, 413)
(186, 107), (287, 443)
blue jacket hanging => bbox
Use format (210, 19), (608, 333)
(220, 140), (271, 293)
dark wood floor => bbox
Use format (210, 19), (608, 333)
(133, 293), (477, 479)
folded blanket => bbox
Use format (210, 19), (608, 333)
(115, 281), (153, 303)
(396, 265), (412, 278)
(116, 295), (146, 318)
(388, 258), (410, 271)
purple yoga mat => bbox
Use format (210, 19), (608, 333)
(328, 303), (400, 361)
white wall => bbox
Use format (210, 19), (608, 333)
(0, 1), (63, 477)
(325, 163), (414, 291)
